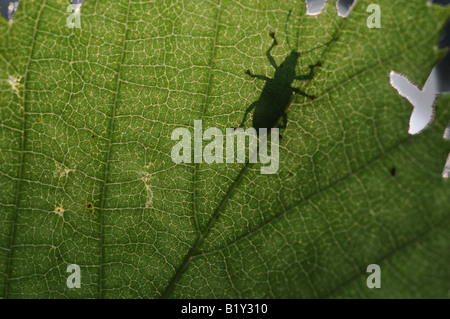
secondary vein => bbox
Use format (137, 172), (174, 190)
(3, 0), (47, 299)
(97, 0), (132, 299)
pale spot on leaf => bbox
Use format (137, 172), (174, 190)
(54, 206), (65, 217)
(54, 161), (74, 178)
(6, 75), (22, 98)
(141, 163), (155, 208)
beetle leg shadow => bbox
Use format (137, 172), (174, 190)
(295, 62), (322, 81)
(267, 32), (278, 70)
(245, 69), (271, 82)
(245, 31), (279, 80)
(239, 102), (257, 128)
(270, 112), (287, 140)
(291, 87), (315, 100)
(280, 113), (287, 129)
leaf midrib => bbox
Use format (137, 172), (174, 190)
(193, 0), (223, 234)
(97, 0), (132, 299)
(192, 135), (413, 260)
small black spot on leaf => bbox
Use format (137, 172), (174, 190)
(390, 167), (396, 177)
(83, 202), (95, 212)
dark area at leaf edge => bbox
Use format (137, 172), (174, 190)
(434, 0), (450, 91)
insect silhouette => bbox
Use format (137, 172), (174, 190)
(239, 29), (321, 134)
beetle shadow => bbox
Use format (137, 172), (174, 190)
(238, 33), (332, 135)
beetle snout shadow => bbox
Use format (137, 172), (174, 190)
(239, 32), (320, 135)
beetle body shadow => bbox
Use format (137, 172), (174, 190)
(239, 33), (320, 134)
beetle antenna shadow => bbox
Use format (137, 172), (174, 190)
(285, 8), (294, 50)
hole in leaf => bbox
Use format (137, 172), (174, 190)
(72, 0), (85, 7)
(305, 0), (328, 16)
(0, 0), (20, 21)
(444, 121), (450, 140)
(390, 71), (438, 135)
(336, 0), (356, 18)
(443, 154), (450, 178)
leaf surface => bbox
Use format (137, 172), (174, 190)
(0, 0), (449, 298)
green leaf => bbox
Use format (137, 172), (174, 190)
(1, 0), (449, 298)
